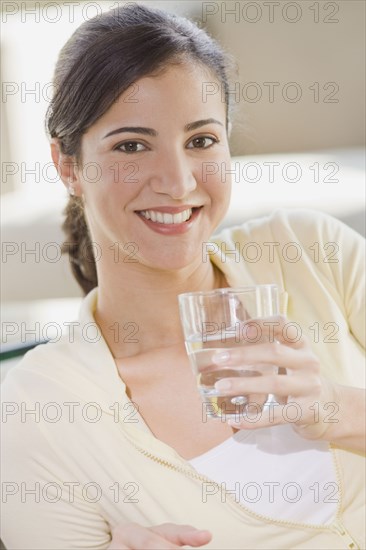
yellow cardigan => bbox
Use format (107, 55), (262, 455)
(1, 210), (365, 549)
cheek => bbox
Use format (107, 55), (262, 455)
(80, 150), (138, 189)
(81, 167), (137, 207)
(208, 173), (232, 207)
(199, 152), (232, 191)
(103, 160), (142, 189)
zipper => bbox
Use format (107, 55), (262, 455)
(124, 432), (361, 549)
(328, 446), (361, 548)
(332, 520), (360, 549)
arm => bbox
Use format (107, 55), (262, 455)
(303, 383), (366, 454)
(213, 317), (366, 454)
(279, 364), (366, 454)
(1, 371), (111, 550)
(1, 370), (212, 550)
(212, 211), (366, 453)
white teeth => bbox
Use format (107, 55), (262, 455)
(139, 208), (194, 224)
(173, 212), (184, 224)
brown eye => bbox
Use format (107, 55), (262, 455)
(187, 136), (217, 149)
(115, 141), (146, 153)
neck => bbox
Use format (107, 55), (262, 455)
(94, 260), (227, 358)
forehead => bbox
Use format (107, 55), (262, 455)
(90, 64), (226, 135)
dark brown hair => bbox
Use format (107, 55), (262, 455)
(46, 3), (235, 295)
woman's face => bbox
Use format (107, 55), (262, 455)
(74, 63), (232, 271)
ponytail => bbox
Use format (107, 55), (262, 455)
(62, 197), (97, 295)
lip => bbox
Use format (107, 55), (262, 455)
(135, 206), (203, 235)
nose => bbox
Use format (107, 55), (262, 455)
(149, 148), (197, 200)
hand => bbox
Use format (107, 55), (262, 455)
(108, 522), (212, 549)
(212, 316), (342, 441)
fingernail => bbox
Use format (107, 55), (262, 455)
(215, 379), (231, 391)
(212, 351), (230, 364)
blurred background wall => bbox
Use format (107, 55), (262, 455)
(199, 0), (365, 156)
(2, 1), (365, 161)
(1, 0), (365, 304)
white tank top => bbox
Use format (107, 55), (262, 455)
(189, 424), (338, 524)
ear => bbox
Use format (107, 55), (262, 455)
(50, 138), (81, 197)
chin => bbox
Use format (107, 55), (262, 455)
(143, 247), (202, 272)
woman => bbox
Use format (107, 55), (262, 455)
(1, 4), (365, 549)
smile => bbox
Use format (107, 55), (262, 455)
(135, 206), (203, 235)
(139, 208), (193, 224)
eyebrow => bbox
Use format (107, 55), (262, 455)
(103, 118), (223, 139)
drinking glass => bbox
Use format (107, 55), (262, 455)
(178, 285), (280, 419)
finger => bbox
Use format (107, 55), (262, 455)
(240, 315), (307, 349)
(212, 343), (319, 373)
(119, 523), (183, 549)
(226, 402), (301, 430)
(214, 372), (321, 398)
(151, 524), (212, 547)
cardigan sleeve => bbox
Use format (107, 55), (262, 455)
(210, 209), (365, 385)
(267, 209), (365, 351)
(0, 367), (111, 550)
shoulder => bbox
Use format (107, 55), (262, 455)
(215, 208), (362, 244)
(212, 208), (364, 269)
(1, 288), (106, 394)
(209, 209), (364, 309)
(1, 301), (122, 410)
(1, 336), (81, 400)
(2, 315), (103, 400)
